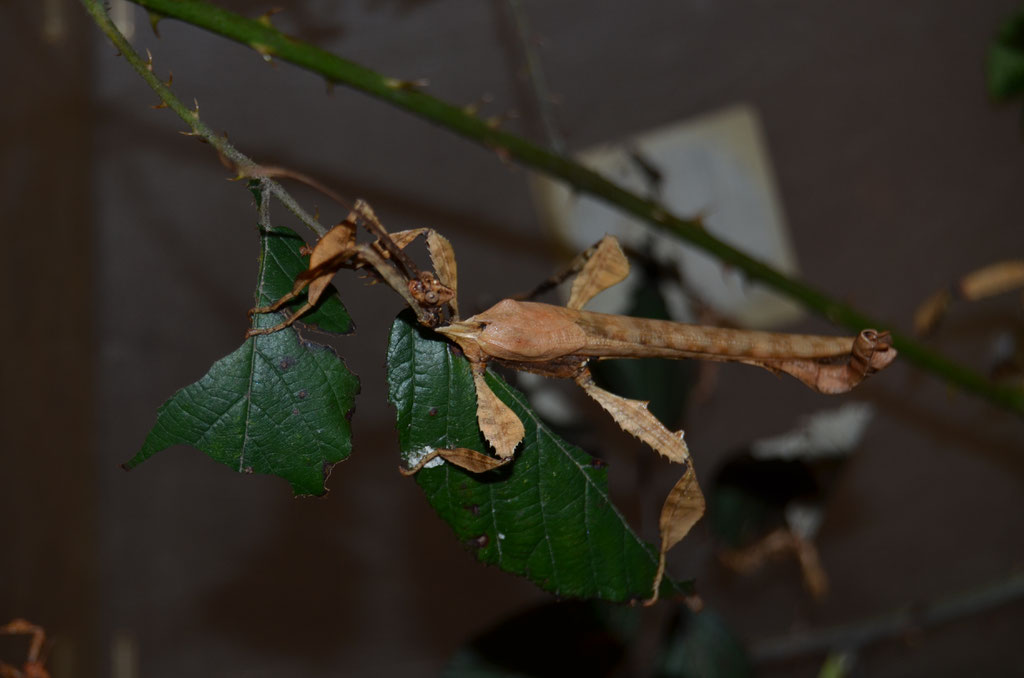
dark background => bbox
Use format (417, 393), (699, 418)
(3, 1), (1023, 676)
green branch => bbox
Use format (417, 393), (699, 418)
(79, 0), (326, 237)
(91, 0), (1023, 415)
(751, 570), (1024, 662)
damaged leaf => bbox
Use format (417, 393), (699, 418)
(386, 311), (690, 602)
(125, 224), (359, 496)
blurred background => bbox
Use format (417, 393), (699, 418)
(3, 1), (1023, 675)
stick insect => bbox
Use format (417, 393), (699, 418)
(250, 200), (896, 604)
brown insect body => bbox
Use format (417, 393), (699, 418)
(439, 299), (896, 395)
(459, 299), (855, 361)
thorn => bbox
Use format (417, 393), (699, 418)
(192, 98), (200, 119)
(384, 77), (429, 91)
(257, 7), (284, 28)
(251, 42), (275, 62)
(165, 71), (173, 87)
(148, 11), (162, 37)
(493, 146), (511, 164)
(691, 208), (712, 230)
(151, 101), (168, 110)
(145, 48), (154, 72)
(325, 79), (335, 95)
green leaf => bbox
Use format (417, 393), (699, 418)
(386, 311), (691, 602)
(988, 10), (1024, 100)
(125, 223), (359, 496)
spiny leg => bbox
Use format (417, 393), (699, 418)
(352, 200), (423, 283)
(246, 216), (358, 337)
(566, 236), (630, 311)
(471, 362), (525, 459)
(398, 446), (511, 476)
(574, 368), (690, 464)
(914, 259), (1024, 335)
(574, 367), (705, 604)
(512, 236), (629, 308)
(718, 527), (829, 598)
(646, 462), (705, 606)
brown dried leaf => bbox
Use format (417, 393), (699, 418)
(959, 260), (1024, 301)
(913, 289), (952, 336)
(567, 236), (630, 311)
(914, 260), (1024, 335)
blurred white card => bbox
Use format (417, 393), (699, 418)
(531, 104), (803, 328)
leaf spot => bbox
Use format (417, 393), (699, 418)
(406, 445), (444, 470)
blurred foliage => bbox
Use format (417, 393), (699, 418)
(444, 600), (750, 678)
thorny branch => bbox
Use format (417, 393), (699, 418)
(85, 0), (1024, 416)
(79, 0), (328, 238)
(749, 570), (1024, 664)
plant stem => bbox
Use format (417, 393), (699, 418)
(90, 0), (1024, 416)
(78, 0), (326, 237)
(750, 570), (1024, 662)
